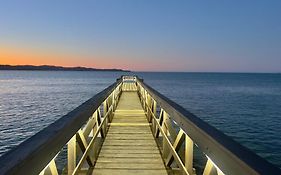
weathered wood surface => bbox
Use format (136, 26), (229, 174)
(93, 92), (168, 175)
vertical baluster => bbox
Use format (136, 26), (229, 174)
(150, 100), (154, 133)
(103, 99), (108, 117)
(43, 159), (58, 175)
(142, 88), (146, 107)
(203, 159), (217, 175)
(149, 95), (152, 122)
(144, 91), (148, 119)
(162, 111), (169, 159)
(107, 95), (111, 109)
(141, 88), (144, 106)
(93, 110), (101, 161)
(153, 100), (157, 115)
(149, 98), (156, 124)
(217, 169), (224, 175)
(92, 111), (97, 137)
(147, 94), (152, 122)
(112, 90), (115, 111)
(143, 90), (145, 110)
(104, 109), (108, 135)
(136, 82), (139, 92)
(185, 134), (194, 175)
(144, 90), (148, 112)
(67, 135), (76, 175)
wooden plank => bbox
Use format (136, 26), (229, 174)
(99, 149), (160, 154)
(107, 129), (151, 132)
(98, 154), (163, 158)
(114, 112), (146, 115)
(108, 123), (151, 126)
(102, 142), (157, 146)
(108, 125), (150, 129)
(104, 136), (154, 140)
(108, 131), (152, 134)
(93, 169), (167, 175)
(108, 127), (150, 130)
(100, 145), (159, 150)
(94, 163), (165, 169)
(102, 139), (156, 144)
(115, 110), (145, 112)
(96, 157), (163, 163)
(104, 138), (154, 141)
(112, 118), (147, 122)
(105, 134), (154, 138)
(106, 132), (152, 136)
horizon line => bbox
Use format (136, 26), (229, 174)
(1, 64), (280, 74)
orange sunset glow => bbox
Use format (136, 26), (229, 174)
(1, 46), (131, 70)
(1, 46), (186, 71)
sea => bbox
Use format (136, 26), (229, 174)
(0, 71), (280, 169)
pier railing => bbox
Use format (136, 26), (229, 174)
(0, 78), (123, 175)
(136, 77), (281, 175)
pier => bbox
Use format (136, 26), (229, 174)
(0, 76), (280, 175)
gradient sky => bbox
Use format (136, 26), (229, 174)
(0, 1), (281, 72)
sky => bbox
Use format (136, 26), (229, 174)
(0, 0), (280, 72)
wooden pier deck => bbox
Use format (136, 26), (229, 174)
(1, 76), (281, 175)
(93, 91), (168, 175)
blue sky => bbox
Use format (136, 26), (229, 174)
(0, 0), (281, 72)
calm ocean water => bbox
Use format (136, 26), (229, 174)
(0, 71), (281, 168)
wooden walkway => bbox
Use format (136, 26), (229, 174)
(3, 76), (280, 175)
(93, 91), (168, 175)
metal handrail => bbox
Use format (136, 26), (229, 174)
(0, 78), (122, 175)
(136, 77), (281, 175)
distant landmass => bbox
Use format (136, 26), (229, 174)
(0, 65), (130, 72)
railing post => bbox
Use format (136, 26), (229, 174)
(43, 159), (58, 175)
(162, 111), (169, 159)
(112, 90), (115, 111)
(93, 111), (97, 136)
(203, 159), (217, 175)
(185, 134), (194, 175)
(147, 93), (152, 122)
(153, 100), (157, 115)
(151, 99), (157, 133)
(103, 99), (109, 133)
(103, 100), (108, 117)
(142, 88), (146, 108)
(67, 135), (76, 175)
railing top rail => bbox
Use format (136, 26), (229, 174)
(136, 76), (281, 175)
(0, 78), (122, 175)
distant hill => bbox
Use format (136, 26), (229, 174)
(0, 65), (130, 72)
